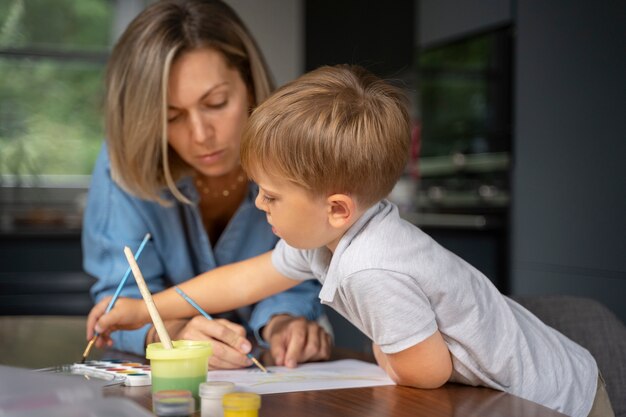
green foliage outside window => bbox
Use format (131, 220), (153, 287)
(418, 35), (492, 158)
(0, 0), (113, 180)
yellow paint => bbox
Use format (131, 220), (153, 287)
(222, 392), (261, 417)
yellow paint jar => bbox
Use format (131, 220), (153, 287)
(146, 340), (212, 406)
(222, 392), (261, 417)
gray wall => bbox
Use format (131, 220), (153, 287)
(111, 0), (304, 87)
(227, 0), (304, 87)
(512, 0), (626, 321)
(419, 0), (626, 323)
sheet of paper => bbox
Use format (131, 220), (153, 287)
(206, 359), (395, 394)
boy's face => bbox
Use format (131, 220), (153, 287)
(254, 171), (342, 251)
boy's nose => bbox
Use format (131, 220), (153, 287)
(254, 193), (266, 211)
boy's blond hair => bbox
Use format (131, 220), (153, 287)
(105, 0), (274, 204)
(241, 65), (410, 208)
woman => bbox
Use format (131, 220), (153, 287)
(83, 0), (331, 369)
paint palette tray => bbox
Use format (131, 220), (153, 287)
(73, 359), (152, 386)
(39, 359), (151, 387)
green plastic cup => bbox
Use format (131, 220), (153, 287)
(146, 340), (212, 404)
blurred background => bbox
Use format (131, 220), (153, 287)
(1, 0), (624, 352)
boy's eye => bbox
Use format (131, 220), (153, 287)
(262, 194), (275, 203)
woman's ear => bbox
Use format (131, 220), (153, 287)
(326, 194), (356, 229)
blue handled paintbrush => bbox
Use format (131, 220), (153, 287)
(80, 232), (152, 363)
(174, 286), (269, 373)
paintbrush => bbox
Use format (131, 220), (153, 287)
(125, 246), (173, 349)
(81, 233), (152, 363)
(174, 286), (269, 373)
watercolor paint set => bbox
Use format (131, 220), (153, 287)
(39, 359), (152, 387)
(72, 359), (152, 386)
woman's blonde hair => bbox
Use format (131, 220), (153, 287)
(241, 65), (410, 208)
(105, 0), (274, 203)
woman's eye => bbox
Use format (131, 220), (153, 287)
(262, 195), (275, 203)
(204, 100), (227, 109)
(167, 113), (181, 123)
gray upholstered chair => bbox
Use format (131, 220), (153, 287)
(513, 295), (626, 417)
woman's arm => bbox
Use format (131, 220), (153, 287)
(83, 146), (163, 354)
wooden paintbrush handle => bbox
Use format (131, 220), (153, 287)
(124, 246), (173, 349)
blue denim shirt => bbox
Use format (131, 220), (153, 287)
(82, 146), (322, 355)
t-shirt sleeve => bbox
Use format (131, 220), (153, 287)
(271, 239), (315, 281)
(339, 269), (438, 354)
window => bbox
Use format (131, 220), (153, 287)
(0, 0), (149, 231)
(417, 28), (512, 213)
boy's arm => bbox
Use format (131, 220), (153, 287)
(373, 330), (452, 389)
(90, 251), (299, 335)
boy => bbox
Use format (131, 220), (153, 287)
(89, 65), (611, 417)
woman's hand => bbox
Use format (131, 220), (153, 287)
(164, 316), (253, 369)
(86, 296), (149, 348)
(87, 298), (255, 369)
(262, 314), (332, 368)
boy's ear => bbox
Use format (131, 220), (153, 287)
(326, 194), (356, 228)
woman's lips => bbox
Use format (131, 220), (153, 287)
(198, 150), (224, 165)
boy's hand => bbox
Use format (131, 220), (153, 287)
(87, 299), (255, 369)
(263, 314), (332, 368)
(86, 296), (149, 347)
(166, 316), (254, 369)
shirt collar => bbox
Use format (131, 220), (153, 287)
(318, 200), (386, 302)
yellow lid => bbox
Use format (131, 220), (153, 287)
(222, 392), (261, 410)
(146, 339), (212, 360)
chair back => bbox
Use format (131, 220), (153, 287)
(514, 295), (626, 417)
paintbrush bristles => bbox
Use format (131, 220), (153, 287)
(250, 356), (269, 373)
(80, 335), (98, 364)
(124, 246), (173, 349)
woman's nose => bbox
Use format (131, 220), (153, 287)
(189, 112), (209, 144)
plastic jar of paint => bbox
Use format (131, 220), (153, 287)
(222, 392), (261, 417)
(153, 389), (195, 417)
(199, 381), (235, 417)
(146, 340), (212, 406)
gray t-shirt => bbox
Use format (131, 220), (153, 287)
(272, 199), (597, 417)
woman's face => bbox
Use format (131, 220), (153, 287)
(166, 47), (251, 177)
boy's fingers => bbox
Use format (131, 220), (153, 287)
(215, 318), (247, 337)
(186, 317), (251, 355)
(211, 319), (251, 353)
(208, 341), (253, 369)
(177, 318), (252, 369)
